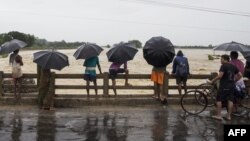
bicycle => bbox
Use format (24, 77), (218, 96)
(180, 90), (208, 115)
(181, 82), (250, 116)
(195, 83), (217, 107)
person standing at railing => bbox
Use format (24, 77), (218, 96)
(83, 56), (102, 96)
(38, 67), (51, 110)
(109, 61), (131, 96)
(151, 66), (167, 104)
(208, 54), (242, 121)
(11, 49), (23, 102)
(172, 50), (190, 96)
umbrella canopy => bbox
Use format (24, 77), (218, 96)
(241, 52), (250, 62)
(143, 36), (175, 67)
(213, 41), (250, 52)
(33, 50), (69, 70)
(73, 42), (103, 60)
(0, 39), (27, 54)
(106, 42), (138, 63)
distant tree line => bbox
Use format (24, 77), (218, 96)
(0, 31), (35, 47)
(2, 31), (235, 50)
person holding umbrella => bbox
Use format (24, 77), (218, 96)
(109, 61), (131, 96)
(106, 42), (138, 96)
(83, 56), (102, 96)
(9, 49), (19, 65)
(38, 66), (51, 110)
(73, 43), (104, 96)
(143, 36), (175, 104)
(33, 50), (69, 110)
(11, 51), (23, 102)
(151, 65), (167, 103)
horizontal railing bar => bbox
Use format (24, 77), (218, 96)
(2, 73), (212, 79)
(55, 85), (154, 89)
(3, 84), (38, 89)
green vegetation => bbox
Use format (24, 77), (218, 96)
(0, 31), (35, 47)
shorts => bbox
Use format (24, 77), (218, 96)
(216, 87), (234, 102)
(176, 75), (188, 85)
(151, 71), (164, 85)
(84, 74), (96, 82)
(109, 69), (125, 80)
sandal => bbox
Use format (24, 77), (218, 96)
(211, 115), (223, 120)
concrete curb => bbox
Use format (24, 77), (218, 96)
(0, 96), (182, 107)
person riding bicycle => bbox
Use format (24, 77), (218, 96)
(208, 54), (242, 121)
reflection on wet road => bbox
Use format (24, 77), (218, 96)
(0, 105), (249, 141)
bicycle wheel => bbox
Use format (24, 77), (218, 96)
(195, 83), (216, 107)
(181, 90), (208, 115)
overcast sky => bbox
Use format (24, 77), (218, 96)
(1, 0), (250, 46)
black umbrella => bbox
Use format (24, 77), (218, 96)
(213, 41), (250, 52)
(106, 42), (138, 63)
(33, 50), (69, 70)
(0, 39), (27, 54)
(143, 36), (175, 67)
(241, 52), (250, 62)
(73, 42), (103, 60)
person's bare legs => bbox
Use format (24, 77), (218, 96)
(227, 100), (233, 120)
(112, 79), (117, 96)
(159, 84), (165, 100)
(183, 82), (187, 94)
(215, 101), (222, 118)
(125, 69), (131, 86)
(86, 80), (90, 97)
(178, 83), (182, 96)
(14, 79), (18, 101)
(152, 82), (160, 99)
(17, 79), (22, 102)
(93, 80), (98, 96)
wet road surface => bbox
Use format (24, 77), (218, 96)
(0, 105), (249, 141)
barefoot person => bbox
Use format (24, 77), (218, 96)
(11, 50), (23, 102)
(208, 54), (242, 121)
(83, 56), (102, 96)
(172, 50), (190, 96)
(151, 66), (167, 104)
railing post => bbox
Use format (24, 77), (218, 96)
(103, 72), (109, 97)
(163, 71), (169, 97)
(0, 71), (3, 97)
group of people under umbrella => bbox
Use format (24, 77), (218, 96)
(1, 37), (250, 111)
